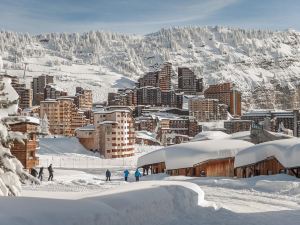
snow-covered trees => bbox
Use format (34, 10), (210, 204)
(0, 76), (38, 196)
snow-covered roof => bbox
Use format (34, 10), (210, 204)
(4, 116), (40, 125)
(99, 121), (118, 125)
(234, 138), (300, 168)
(76, 124), (95, 131)
(138, 139), (254, 170)
(93, 109), (131, 114)
(136, 131), (159, 143)
(137, 148), (165, 168)
(191, 131), (230, 142)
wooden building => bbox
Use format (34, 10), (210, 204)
(8, 117), (40, 171)
(193, 158), (235, 177)
(234, 138), (300, 178)
(138, 139), (253, 178)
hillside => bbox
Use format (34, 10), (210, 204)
(1, 26), (300, 110)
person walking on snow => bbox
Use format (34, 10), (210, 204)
(135, 169), (141, 182)
(38, 167), (44, 181)
(124, 169), (130, 181)
(48, 164), (54, 181)
(106, 169), (111, 181)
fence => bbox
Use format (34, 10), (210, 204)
(38, 155), (137, 168)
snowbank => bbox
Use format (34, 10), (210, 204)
(234, 138), (300, 168)
(0, 181), (216, 225)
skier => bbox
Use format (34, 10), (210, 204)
(48, 164), (54, 181)
(134, 169), (141, 182)
(38, 167), (44, 181)
(106, 169), (111, 181)
(124, 169), (129, 181)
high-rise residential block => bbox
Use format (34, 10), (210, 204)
(204, 82), (241, 116)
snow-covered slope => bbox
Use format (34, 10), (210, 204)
(2, 26), (300, 109)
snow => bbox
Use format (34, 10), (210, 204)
(137, 148), (165, 168)
(135, 130), (160, 143)
(0, 76), (18, 117)
(3, 27), (300, 109)
(191, 130), (229, 141)
(4, 116), (40, 125)
(138, 139), (254, 170)
(39, 137), (94, 155)
(1, 167), (300, 225)
(235, 138), (300, 168)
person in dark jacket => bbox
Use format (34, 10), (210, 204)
(30, 168), (38, 184)
(135, 169), (141, 182)
(106, 169), (111, 181)
(48, 164), (54, 181)
(124, 169), (129, 181)
(31, 168), (38, 177)
(38, 167), (44, 181)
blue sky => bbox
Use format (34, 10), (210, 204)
(0, 0), (299, 34)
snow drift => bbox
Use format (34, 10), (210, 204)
(0, 181), (217, 225)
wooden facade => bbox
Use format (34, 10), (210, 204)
(194, 157), (235, 177)
(141, 162), (166, 175)
(9, 122), (39, 171)
(235, 157), (300, 178)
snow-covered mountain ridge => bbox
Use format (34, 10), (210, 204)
(1, 26), (300, 109)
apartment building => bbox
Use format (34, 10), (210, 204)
(40, 97), (88, 136)
(44, 84), (68, 100)
(137, 72), (158, 88)
(137, 62), (172, 91)
(178, 67), (203, 95)
(8, 116), (40, 171)
(241, 110), (299, 136)
(76, 110), (135, 158)
(10, 76), (33, 110)
(158, 62), (172, 91)
(161, 90), (183, 109)
(224, 119), (252, 134)
(108, 89), (137, 106)
(189, 97), (228, 122)
(137, 86), (162, 106)
(31, 75), (54, 105)
(204, 82), (241, 116)
(75, 87), (93, 110)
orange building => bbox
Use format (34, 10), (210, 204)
(8, 116), (40, 171)
(76, 110), (135, 158)
(204, 82), (241, 116)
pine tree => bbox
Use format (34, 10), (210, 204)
(0, 75), (38, 196)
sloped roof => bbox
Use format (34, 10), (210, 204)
(138, 139), (254, 170)
(234, 138), (300, 168)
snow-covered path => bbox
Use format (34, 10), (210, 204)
(12, 168), (300, 225)
(203, 186), (299, 213)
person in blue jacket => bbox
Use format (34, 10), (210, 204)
(124, 169), (130, 182)
(134, 169), (141, 182)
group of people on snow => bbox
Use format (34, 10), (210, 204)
(31, 165), (143, 183)
(105, 168), (142, 182)
(30, 164), (54, 182)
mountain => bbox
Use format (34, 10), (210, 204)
(1, 26), (300, 110)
